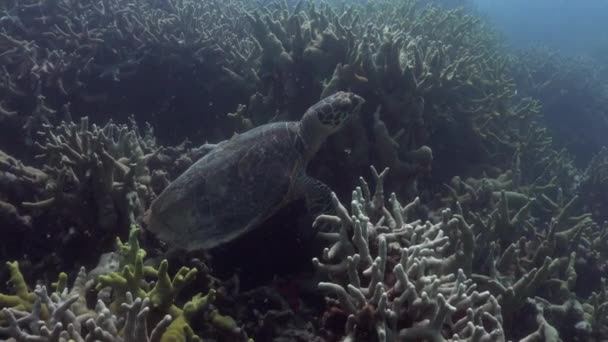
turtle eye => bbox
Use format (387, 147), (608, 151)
(318, 109), (346, 128)
(312, 91), (362, 130)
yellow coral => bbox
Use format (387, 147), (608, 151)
(0, 261), (36, 312)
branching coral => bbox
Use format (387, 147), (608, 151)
(0, 149), (46, 231)
(312, 166), (503, 341)
(22, 116), (160, 232)
(441, 166), (606, 340)
(0, 0), (550, 197)
(0, 226), (250, 342)
(1, 280), (172, 342)
(312, 164), (608, 341)
(579, 147), (608, 222)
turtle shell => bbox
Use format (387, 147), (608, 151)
(146, 122), (305, 251)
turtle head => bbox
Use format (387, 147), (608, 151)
(299, 91), (365, 158)
(303, 91), (365, 135)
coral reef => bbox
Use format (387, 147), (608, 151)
(313, 167), (503, 341)
(0, 0), (540, 191)
(313, 165), (608, 341)
(0, 226), (250, 342)
(579, 147), (608, 222)
(1, 0), (608, 341)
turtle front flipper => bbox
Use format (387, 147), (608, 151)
(300, 175), (336, 235)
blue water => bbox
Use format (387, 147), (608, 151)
(473, 0), (608, 57)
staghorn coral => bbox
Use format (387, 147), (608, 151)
(0, 149), (47, 199)
(0, 111), (222, 280)
(1, 280), (173, 341)
(0, 112), (235, 280)
(24, 117), (149, 230)
(312, 166), (504, 341)
(223, 0), (543, 199)
(312, 165), (608, 341)
(0, 0), (259, 144)
(0, 0), (548, 201)
(0, 149), (47, 232)
(440, 162), (607, 340)
(98, 226), (250, 341)
(0, 226), (250, 342)
(579, 147), (608, 222)
(2, 159), (608, 341)
(0, 256), (172, 341)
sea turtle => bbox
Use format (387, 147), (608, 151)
(144, 91), (365, 251)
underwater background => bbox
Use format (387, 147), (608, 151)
(0, 0), (607, 341)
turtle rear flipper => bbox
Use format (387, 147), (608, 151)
(144, 199), (215, 251)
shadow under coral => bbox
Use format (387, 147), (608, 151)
(206, 198), (323, 291)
